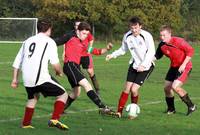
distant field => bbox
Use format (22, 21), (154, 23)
(0, 42), (199, 135)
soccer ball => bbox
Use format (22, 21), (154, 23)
(126, 103), (140, 119)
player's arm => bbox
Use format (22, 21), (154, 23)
(11, 43), (24, 89)
(62, 45), (65, 61)
(106, 36), (128, 61)
(88, 42), (113, 55)
(52, 63), (63, 77)
(179, 40), (194, 72)
(50, 40), (63, 76)
(154, 41), (165, 60)
(140, 34), (155, 69)
(88, 32), (94, 47)
(11, 68), (20, 89)
(53, 31), (75, 46)
(179, 56), (192, 73)
(89, 39), (94, 47)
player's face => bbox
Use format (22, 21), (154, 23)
(46, 27), (52, 36)
(77, 30), (89, 41)
(130, 23), (142, 37)
(160, 30), (171, 43)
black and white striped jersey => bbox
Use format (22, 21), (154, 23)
(111, 29), (155, 71)
(12, 33), (60, 87)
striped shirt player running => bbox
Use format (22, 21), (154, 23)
(106, 16), (155, 118)
(154, 25), (197, 116)
(11, 19), (69, 130)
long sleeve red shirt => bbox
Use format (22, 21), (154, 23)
(155, 37), (194, 67)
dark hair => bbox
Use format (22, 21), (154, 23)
(37, 19), (52, 33)
(77, 22), (91, 32)
(129, 16), (142, 25)
(160, 25), (172, 33)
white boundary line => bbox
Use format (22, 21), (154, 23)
(0, 97), (199, 123)
(0, 62), (12, 65)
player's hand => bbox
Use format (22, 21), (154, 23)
(178, 64), (186, 73)
(105, 54), (113, 61)
(11, 80), (18, 89)
(106, 42), (113, 51)
(137, 65), (145, 72)
(56, 72), (63, 77)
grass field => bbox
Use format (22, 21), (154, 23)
(0, 42), (199, 135)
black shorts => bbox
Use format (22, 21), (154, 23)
(80, 56), (90, 69)
(126, 64), (154, 86)
(63, 62), (85, 88)
(25, 77), (65, 99)
(165, 67), (180, 82)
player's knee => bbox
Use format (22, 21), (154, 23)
(87, 69), (94, 77)
(57, 93), (68, 101)
(164, 85), (171, 92)
(171, 82), (179, 91)
(27, 99), (37, 108)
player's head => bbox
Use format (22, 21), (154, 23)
(129, 16), (142, 36)
(159, 25), (172, 43)
(37, 19), (52, 36)
(77, 22), (91, 41)
(74, 20), (81, 30)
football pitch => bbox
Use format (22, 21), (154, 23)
(0, 42), (199, 135)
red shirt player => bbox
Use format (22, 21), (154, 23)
(155, 25), (196, 116)
(63, 21), (114, 114)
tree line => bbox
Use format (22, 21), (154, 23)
(0, 0), (199, 41)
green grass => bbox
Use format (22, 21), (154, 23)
(0, 42), (199, 135)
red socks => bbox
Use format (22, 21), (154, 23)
(52, 101), (65, 120)
(117, 92), (129, 114)
(22, 107), (34, 126)
(131, 94), (139, 104)
(22, 101), (65, 126)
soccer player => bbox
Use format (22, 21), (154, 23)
(62, 21), (114, 115)
(54, 21), (101, 96)
(154, 25), (197, 115)
(106, 16), (155, 118)
(11, 19), (69, 130)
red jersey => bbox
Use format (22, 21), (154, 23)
(64, 36), (99, 65)
(81, 32), (94, 56)
(64, 36), (85, 65)
(155, 37), (194, 67)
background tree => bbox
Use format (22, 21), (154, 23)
(0, 0), (199, 41)
(181, 0), (200, 41)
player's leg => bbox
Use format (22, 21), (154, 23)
(88, 55), (100, 95)
(79, 78), (106, 108)
(88, 68), (100, 95)
(49, 92), (69, 130)
(63, 62), (82, 111)
(64, 62), (113, 115)
(64, 86), (81, 110)
(116, 64), (137, 117)
(172, 80), (196, 115)
(117, 81), (133, 117)
(81, 55), (100, 95)
(79, 78), (115, 115)
(164, 81), (176, 114)
(164, 67), (178, 114)
(172, 65), (196, 115)
(51, 92), (68, 120)
(22, 88), (39, 128)
(130, 65), (154, 105)
(130, 83), (141, 104)
(38, 80), (69, 130)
